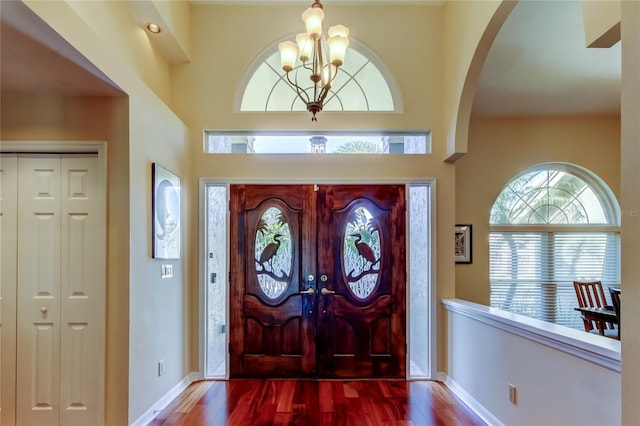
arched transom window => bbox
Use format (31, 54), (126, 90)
(240, 44), (397, 112)
(489, 164), (620, 330)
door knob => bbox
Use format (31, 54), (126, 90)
(320, 288), (335, 296)
(40, 306), (48, 315)
(300, 288), (316, 295)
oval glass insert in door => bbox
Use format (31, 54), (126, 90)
(254, 206), (292, 299)
(342, 206), (381, 300)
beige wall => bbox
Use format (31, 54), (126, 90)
(11, 0), (636, 424)
(173, 3), (462, 375)
(455, 115), (621, 304)
(172, 4), (443, 134)
(127, 95), (191, 424)
(11, 3), (514, 416)
(18, 1), (193, 423)
(581, 0), (621, 47)
(61, 0), (173, 106)
(0, 94), (132, 426)
(442, 0), (513, 160)
(620, 1), (640, 423)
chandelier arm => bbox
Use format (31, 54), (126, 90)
(317, 85), (331, 103)
(313, 37), (324, 101)
(285, 71), (311, 104)
(329, 67), (340, 85)
(318, 70), (338, 102)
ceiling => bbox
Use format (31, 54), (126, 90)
(473, 0), (621, 116)
(0, 1), (621, 116)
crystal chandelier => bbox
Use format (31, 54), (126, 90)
(278, 1), (349, 121)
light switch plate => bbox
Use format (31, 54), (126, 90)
(508, 383), (517, 404)
(161, 264), (173, 279)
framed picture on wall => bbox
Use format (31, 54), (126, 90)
(455, 224), (472, 264)
(152, 163), (181, 259)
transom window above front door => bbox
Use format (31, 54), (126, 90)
(205, 131), (430, 154)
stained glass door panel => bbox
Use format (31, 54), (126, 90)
(229, 184), (406, 378)
(230, 185), (316, 377)
(317, 185), (406, 378)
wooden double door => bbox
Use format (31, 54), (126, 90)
(230, 184), (406, 379)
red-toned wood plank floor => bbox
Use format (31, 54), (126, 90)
(149, 379), (486, 426)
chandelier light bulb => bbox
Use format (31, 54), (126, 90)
(302, 6), (324, 38)
(296, 33), (313, 62)
(278, 41), (299, 72)
(321, 64), (337, 86)
(328, 25), (349, 39)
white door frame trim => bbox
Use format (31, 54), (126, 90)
(1, 141), (105, 154)
(0, 140), (107, 424)
(198, 178), (438, 381)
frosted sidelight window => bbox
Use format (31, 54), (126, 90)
(408, 184), (432, 378)
(205, 185), (228, 378)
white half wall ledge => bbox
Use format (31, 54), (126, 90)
(442, 298), (620, 372)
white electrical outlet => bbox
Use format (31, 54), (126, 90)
(158, 360), (164, 376)
(508, 383), (517, 404)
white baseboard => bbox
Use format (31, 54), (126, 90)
(437, 373), (504, 426)
(131, 371), (202, 426)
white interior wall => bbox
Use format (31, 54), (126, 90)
(444, 299), (620, 426)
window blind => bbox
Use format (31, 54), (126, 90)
(490, 231), (620, 329)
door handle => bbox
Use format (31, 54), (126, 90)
(300, 288), (316, 295)
(320, 288), (335, 296)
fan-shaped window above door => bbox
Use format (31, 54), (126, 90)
(239, 42), (399, 112)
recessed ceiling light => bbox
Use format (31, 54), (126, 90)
(145, 23), (161, 34)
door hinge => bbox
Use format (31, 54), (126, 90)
(210, 272), (217, 284)
(314, 184), (319, 192)
(228, 342), (231, 354)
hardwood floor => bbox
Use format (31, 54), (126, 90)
(149, 379), (486, 426)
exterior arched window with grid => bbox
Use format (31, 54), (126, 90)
(239, 42), (399, 113)
(489, 163), (621, 329)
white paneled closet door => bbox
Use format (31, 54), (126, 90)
(57, 155), (104, 426)
(2, 153), (104, 426)
(17, 155), (63, 426)
(1, 155), (19, 426)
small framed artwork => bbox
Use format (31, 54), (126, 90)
(455, 224), (472, 264)
(152, 163), (181, 259)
